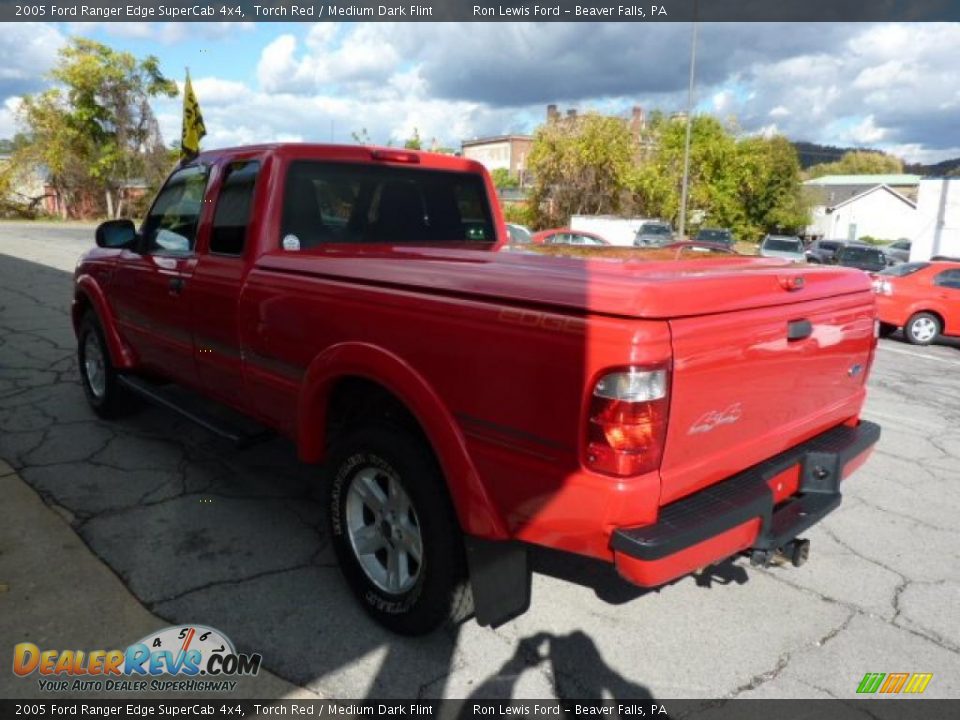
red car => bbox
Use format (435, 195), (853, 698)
(73, 143), (880, 634)
(873, 260), (960, 344)
(531, 228), (610, 246)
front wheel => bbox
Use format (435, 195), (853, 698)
(324, 425), (471, 635)
(904, 312), (941, 346)
(77, 312), (128, 418)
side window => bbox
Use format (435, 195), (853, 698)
(210, 161), (260, 256)
(142, 165), (210, 254)
(934, 269), (960, 290)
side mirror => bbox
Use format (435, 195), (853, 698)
(95, 219), (137, 249)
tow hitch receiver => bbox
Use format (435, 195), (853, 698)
(750, 538), (811, 568)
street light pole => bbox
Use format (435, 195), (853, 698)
(677, 10), (698, 240)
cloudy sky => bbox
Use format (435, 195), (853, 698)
(1, 21), (958, 163)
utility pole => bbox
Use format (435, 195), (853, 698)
(677, 6), (698, 240)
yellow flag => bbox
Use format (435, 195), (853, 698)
(181, 71), (206, 159)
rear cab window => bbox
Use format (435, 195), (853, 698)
(841, 246), (883, 262)
(279, 161), (495, 248)
(763, 237), (802, 252)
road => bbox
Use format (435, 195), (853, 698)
(1, 222), (958, 700)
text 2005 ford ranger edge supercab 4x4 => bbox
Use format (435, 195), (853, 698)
(73, 144), (880, 635)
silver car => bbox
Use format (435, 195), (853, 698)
(760, 235), (806, 262)
(885, 239), (911, 264)
(634, 221), (674, 247)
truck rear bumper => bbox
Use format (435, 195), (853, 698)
(611, 420), (881, 587)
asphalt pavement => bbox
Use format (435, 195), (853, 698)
(0, 221), (957, 701)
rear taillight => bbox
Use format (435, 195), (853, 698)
(871, 278), (893, 295)
(586, 366), (670, 477)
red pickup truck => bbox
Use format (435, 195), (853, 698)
(73, 144), (880, 635)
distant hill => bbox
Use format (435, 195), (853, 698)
(904, 157), (960, 177)
(791, 142), (887, 169)
(792, 140), (959, 176)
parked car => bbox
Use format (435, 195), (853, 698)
(805, 239), (843, 264)
(506, 223), (532, 244)
(633, 221), (674, 247)
(873, 260), (960, 344)
(884, 239), (912, 263)
(833, 243), (888, 273)
(661, 241), (738, 258)
(531, 228), (610, 246)
(694, 228), (734, 247)
(73, 143), (880, 635)
(759, 235), (805, 262)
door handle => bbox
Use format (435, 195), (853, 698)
(787, 319), (813, 341)
(168, 277), (186, 295)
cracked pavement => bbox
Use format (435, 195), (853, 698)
(1, 222), (958, 700)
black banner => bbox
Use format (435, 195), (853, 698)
(1, 700), (959, 719)
(1, 0), (960, 23)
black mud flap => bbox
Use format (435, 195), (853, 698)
(465, 537), (530, 627)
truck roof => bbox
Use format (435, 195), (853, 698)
(189, 142), (487, 175)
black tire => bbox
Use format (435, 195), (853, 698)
(323, 425), (472, 635)
(904, 312), (941, 346)
(77, 312), (127, 418)
(877, 322), (897, 339)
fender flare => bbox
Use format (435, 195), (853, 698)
(297, 342), (508, 540)
(73, 275), (135, 369)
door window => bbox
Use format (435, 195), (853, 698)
(142, 165), (210, 254)
(210, 161), (260, 256)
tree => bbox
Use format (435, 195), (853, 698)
(15, 38), (177, 219)
(634, 114), (741, 232)
(403, 127), (422, 150)
(351, 127), (372, 144)
(807, 150), (903, 179)
(634, 116), (809, 241)
(527, 113), (638, 228)
(490, 167), (519, 189)
(735, 134), (809, 239)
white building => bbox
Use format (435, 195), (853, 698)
(460, 135), (533, 177)
(911, 178), (960, 261)
(805, 183), (918, 242)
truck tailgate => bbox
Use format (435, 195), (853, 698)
(660, 290), (875, 505)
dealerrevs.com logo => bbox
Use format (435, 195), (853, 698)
(13, 625), (262, 693)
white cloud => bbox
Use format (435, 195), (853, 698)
(846, 115), (886, 145)
(0, 97), (22, 139)
(67, 21), (254, 44)
(256, 25), (400, 94)
(0, 23), (66, 96)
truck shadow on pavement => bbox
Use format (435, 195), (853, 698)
(1, 252), (710, 698)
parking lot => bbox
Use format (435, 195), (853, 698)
(1, 222), (958, 700)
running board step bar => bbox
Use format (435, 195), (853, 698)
(117, 375), (272, 449)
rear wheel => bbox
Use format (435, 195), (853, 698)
(324, 425), (471, 635)
(77, 313), (128, 418)
(904, 312), (940, 345)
